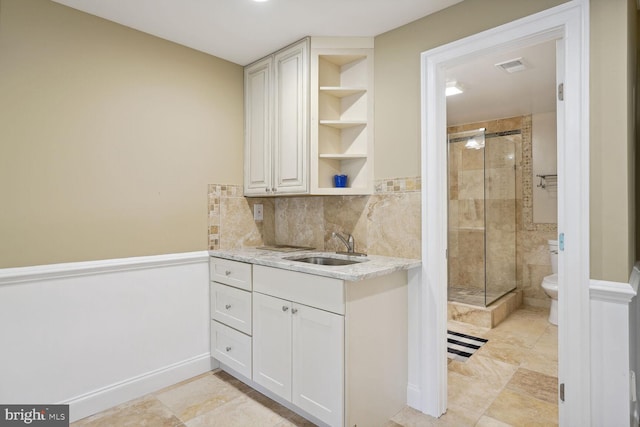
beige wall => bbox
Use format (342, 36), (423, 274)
(375, 0), (637, 282)
(373, 0), (568, 179)
(590, 0), (637, 281)
(0, 0), (244, 268)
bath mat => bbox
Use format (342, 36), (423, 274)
(447, 330), (488, 362)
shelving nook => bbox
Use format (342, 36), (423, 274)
(311, 38), (374, 195)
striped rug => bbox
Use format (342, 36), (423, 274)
(447, 330), (488, 362)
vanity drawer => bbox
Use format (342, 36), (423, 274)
(210, 257), (252, 291)
(210, 282), (252, 335)
(211, 320), (252, 379)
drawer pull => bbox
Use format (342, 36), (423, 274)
(225, 270), (231, 276)
(225, 304), (232, 310)
(225, 346), (231, 352)
(292, 308), (298, 314)
(282, 306), (289, 312)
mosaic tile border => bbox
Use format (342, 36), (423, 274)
(521, 115), (558, 232)
(208, 184), (244, 250)
(374, 177), (421, 193)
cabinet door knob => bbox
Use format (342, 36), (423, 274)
(225, 304), (231, 310)
(282, 306), (289, 312)
(272, 188), (277, 192)
(265, 188), (269, 193)
(291, 308), (298, 314)
(225, 346), (231, 352)
(224, 270), (231, 276)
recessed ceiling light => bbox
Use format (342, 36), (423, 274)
(445, 81), (464, 97)
(253, 0), (269, 2)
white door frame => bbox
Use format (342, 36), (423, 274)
(417, 1), (590, 424)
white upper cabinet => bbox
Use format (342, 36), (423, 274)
(244, 38), (309, 196)
(244, 57), (272, 195)
(244, 37), (374, 197)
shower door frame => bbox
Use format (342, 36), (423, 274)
(446, 129), (518, 307)
(416, 1), (590, 425)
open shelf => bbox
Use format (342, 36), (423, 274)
(311, 40), (374, 195)
(315, 157), (369, 194)
(320, 87), (367, 98)
(319, 153), (367, 159)
(319, 120), (367, 129)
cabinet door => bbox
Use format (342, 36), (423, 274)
(273, 39), (309, 195)
(244, 56), (272, 195)
(292, 304), (344, 427)
(252, 292), (292, 401)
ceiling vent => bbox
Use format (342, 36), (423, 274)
(495, 57), (527, 73)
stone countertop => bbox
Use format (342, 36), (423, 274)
(209, 248), (421, 282)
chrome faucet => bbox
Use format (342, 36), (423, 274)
(332, 232), (354, 253)
(332, 232), (366, 256)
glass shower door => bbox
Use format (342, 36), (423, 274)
(484, 134), (517, 305)
(447, 129), (486, 306)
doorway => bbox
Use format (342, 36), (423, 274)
(415, 2), (590, 425)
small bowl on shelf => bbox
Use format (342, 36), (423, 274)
(333, 174), (348, 188)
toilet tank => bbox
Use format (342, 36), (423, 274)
(548, 240), (558, 274)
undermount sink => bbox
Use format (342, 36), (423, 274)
(286, 256), (368, 266)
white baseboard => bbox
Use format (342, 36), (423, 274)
(406, 383), (422, 410)
(67, 354), (214, 422)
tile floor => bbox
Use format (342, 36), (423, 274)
(71, 306), (557, 427)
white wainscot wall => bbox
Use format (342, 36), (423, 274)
(589, 262), (640, 426)
(0, 252), (214, 422)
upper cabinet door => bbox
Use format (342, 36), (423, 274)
(273, 39), (309, 195)
(244, 57), (272, 196)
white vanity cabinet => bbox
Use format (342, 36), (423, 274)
(244, 38), (309, 196)
(209, 254), (410, 427)
(253, 292), (344, 427)
(252, 264), (406, 427)
(209, 258), (253, 378)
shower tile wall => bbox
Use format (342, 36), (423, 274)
(448, 116), (557, 307)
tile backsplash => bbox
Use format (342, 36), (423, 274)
(208, 178), (421, 259)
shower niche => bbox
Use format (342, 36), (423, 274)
(447, 128), (517, 307)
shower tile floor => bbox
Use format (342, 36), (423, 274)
(71, 307), (557, 427)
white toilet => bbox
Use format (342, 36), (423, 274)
(541, 240), (559, 325)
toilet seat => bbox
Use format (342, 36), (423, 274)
(542, 273), (558, 287)
(541, 273), (558, 325)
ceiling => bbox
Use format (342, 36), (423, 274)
(446, 39), (557, 125)
(51, 0), (556, 125)
(51, 0), (462, 66)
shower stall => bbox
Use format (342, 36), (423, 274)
(447, 128), (517, 306)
